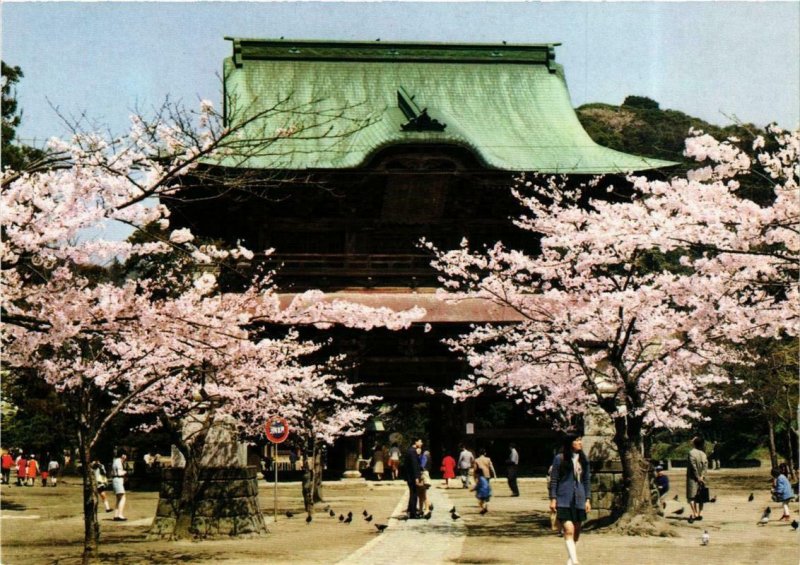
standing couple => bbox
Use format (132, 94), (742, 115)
(403, 438), (432, 519)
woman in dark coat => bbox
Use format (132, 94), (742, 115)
(549, 434), (591, 565)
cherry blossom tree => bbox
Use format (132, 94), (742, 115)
(427, 127), (798, 522)
(1, 100), (422, 559)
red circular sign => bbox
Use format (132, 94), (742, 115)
(265, 417), (290, 444)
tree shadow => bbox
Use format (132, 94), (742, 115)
(1, 498), (27, 511)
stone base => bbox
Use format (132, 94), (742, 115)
(341, 470), (364, 480)
(148, 466), (268, 539)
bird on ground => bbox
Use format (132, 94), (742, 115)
(791, 519), (798, 531)
(672, 507), (685, 515)
(673, 495), (679, 501)
(363, 510), (368, 517)
(450, 506), (456, 514)
(748, 492), (755, 502)
(286, 511), (294, 518)
(344, 515), (353, 524)
(339, 514), (344, 522)
(758, 507), (771, 525)
(329, 510), (335, 517)
(365, 514), (373, 522)
(324, 505), (331, 511)
(451, 511), (461, 520)
(375, 523), (388, 532)
(764, 506), (772, 517)
(306, 515), (312, 524)
(701, 530), (709, 545)
(709, 496), (717, 503)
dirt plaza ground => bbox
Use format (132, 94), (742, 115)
(1, 468), (798, 564)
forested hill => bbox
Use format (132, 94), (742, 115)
(576, 95), (766, 171)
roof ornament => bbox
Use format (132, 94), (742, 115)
(397, 86), (446, 132)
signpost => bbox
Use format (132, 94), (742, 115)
(265, 417), (290, 521)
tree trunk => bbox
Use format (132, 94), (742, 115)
(767, 419), (778, 469)
(170, 414), (213, 539)
(78, 430), (99, 564)
(613, 416), (657, 517)
(312, 445), (324, 504)
(784, 428), (796, 480)
(301, 448), (314, 513)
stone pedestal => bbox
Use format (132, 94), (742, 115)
(341, 436), (365, 480)
(149, 466), (267, 538)
(584, 407), (624, 519)
(150, 409), (267, 538)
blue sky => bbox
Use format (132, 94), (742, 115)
(3, 1), (799, 148)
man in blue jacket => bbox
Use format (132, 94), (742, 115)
(404, 439), (423, 518)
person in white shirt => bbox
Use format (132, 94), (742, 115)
(506, 443), (520, 496)
(458, 445), (475, 489)
(111, 450), (128, 521)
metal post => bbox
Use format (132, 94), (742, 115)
(273, 443), (278, 522)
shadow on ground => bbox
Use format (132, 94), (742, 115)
(1, 498), (27, 511)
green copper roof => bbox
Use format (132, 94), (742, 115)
(215, 38), (676, 173)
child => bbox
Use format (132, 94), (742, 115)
(655, 465), (670, 508)
(472, 466), (492, 515)
(771, 467), (794, 520)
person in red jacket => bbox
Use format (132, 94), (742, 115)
(26, 455), (39, 486)
(16, 454), (28, 486)
(1, 451), (13, 484)
(440, 451), (456, 488)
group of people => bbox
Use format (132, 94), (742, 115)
(393, 440), (522, 519)
(92, 449), (129, 521)
(1, 451), (61, 487)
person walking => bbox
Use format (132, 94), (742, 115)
(506, 443), (520, 496)
(472, 466), (493, 514)
(686, 436), (709, 524)
(474, 448), (497, 483)
(47, 456), (60, 487)
(403, 439), (423, 519)
(440, 451), (456, 488)
(1, 451), (13, 485)
(417, 448), (432, 517)
(772, 467), (794, 520)
(92, 459), (113, 512)
(15, 453), (27, 486)
(387, 442), (401, 481)
(457, 444), (475, 489)
(549, 434), (591, 565)
(111, 449), (128, 521)
(26, 454), (39, 487)
(371, 444), (385, 481)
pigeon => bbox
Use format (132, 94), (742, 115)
(329, 510), (335, 517)
(701, 530), (709, 545)
(285, 511), (294, 518)
(451, 511), (461, 520)
(375, 523), (388, 532)
(344, 515), (352, 524)
(791, 519), (798, 531)
(339, 514), (344, 522)
(450, 506), (456, 514)
(363, 510), (368, 517)
(324, 505), (331, 511)
(672, 507), (685, 515)
(748, 492), (755, 502)
(758, 508), (770, 525)
(765, 506), (772, 516)
(709, 496), (717, 503)
(673, 495), (679, 501)
(365, 514), (373, 522)
(306, 514), (312, 524)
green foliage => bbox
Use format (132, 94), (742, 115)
(1, 370), (74, 454)
(1, 61), (44, 172)
(622, 95), (660, 110)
